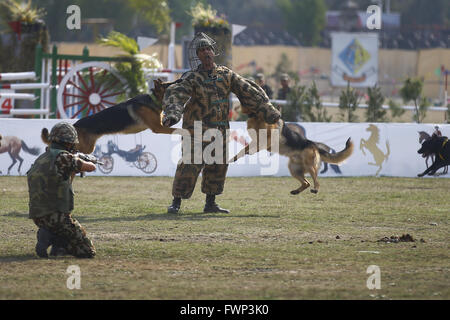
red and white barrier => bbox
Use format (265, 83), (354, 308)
(0, 83), (50, 90)
(0, 71), (51, 118)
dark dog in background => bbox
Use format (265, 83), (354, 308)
(417, 135), (449, 177)
(41, 79), (181, 154)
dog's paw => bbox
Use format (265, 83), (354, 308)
(310, 189), (318, 194)
(417, 173), (424, 177)
(290, 190), (300, 195)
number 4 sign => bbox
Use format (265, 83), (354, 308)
(0, 90), (14, 114)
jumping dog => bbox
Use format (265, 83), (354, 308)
(41, 79), (180, 154)
(229, 108), (354, 194)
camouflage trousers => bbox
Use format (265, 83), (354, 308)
(172, 131), (229, 199)
(33, 212), (96, 258)
(172, 162), (228, 199)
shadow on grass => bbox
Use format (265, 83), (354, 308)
(0, 253), (37, 262)
(4, 211), (28, 218)
(77, 212), (281, 223)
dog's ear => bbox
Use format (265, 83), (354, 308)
(153, 78), (163, 88)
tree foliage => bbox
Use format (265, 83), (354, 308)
(167, 0), (205, 40)
(97, 31), (162, 98)
(128, 0), (171, 33)
(338, 82), (361, 122)
(282, 81), (330, 122)
(366, 85), (386, 122)
(399, 77), (429, 123)
(281, 83), (306, 122)
(276, 0), (326, 46)
(447, 104), (450, 124)
(387, 99), (406, 120)
(302, 81), (331, 122)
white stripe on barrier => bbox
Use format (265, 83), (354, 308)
(0, 83), (50, 90)
(0, 72), (36, 81)
(8, 108), (50, 115)
(0, 93), (36, 100)
(144, 68), (189, 74)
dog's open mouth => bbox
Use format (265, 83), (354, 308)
(418, 148), (430, 158)
(420, 151), (431, 158)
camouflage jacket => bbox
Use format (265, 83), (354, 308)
(27, 146), (83, 219)
(163, 64), (281, 130)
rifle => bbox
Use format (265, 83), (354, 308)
(74, 152), (104, 177)
(75, 152), (104, 165)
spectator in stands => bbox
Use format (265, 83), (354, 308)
(277, 73), (291, 100)
(255, 73), (273, 99)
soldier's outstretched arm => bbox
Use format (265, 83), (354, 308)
(162, 75), (194, 126)
(229, 70), (280, 124)
(79, 159), (96, 172)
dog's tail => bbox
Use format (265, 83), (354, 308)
(41, 128), (51, 145)
(318, 138), (354, 164)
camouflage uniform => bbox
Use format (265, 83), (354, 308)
(27, 123), (96, 258)
(163, 64), (281, 199)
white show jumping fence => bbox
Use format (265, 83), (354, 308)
(0, 71), (51, 118)
(1, 67), (447, 120)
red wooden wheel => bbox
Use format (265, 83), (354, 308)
(57, 62), (126, 119)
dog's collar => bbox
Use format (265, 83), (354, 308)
(438, 138), (448, 161)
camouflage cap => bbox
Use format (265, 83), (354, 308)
(280, 73), (289, 81)
(49, 122), (79, 144)
(196, 38), (214, 52)
(255, 73), (265, 80)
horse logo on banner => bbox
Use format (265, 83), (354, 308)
(0, 135), (40, 175)
(360, 124), (390, 176)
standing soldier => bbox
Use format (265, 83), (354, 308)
(162, 33), (281, 214)
(255, 73), (274, 99)
(277, 73), (291, 100)
(27, 122), (97, 258)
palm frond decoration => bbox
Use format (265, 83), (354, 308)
(97, 31), (163, 100)
(97, 31), (139, 56)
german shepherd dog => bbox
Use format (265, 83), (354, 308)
(229, 110), (354, 194)
(41, 79), (181, 154)
(417, 134), (449, 177)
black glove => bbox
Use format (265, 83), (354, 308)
(163, 115), (178, 127)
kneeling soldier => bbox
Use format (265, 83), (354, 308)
(27, 122), (97, 258)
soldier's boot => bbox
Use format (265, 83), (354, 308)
(35, 228), (53, 258)
(167, 197), (181, 214)
(49, 236), (69, 257)
(203, 195), (230, 213)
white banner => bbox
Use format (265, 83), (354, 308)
(0, 119), (448, 178)
(331, 32), (378, 87)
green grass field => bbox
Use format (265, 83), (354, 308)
(0, 176), (448, 300)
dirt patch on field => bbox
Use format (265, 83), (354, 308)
(377, 234), (423, 243)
